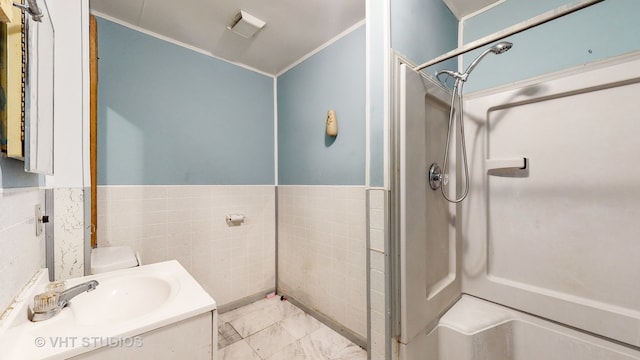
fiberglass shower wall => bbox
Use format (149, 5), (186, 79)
(457, 0), (640, 348)
(381, 1), (460, 359)
(396, 0), (640, 357)
(462, 54), (640, 348)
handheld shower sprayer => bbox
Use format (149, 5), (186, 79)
(436, 41), (513, 84)
(463, 41), (512, 78)
(430, 41), (513, 203)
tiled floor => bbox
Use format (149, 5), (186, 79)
(218, 296), (367, 360)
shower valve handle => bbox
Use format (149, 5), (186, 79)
(428, 163), (443, 190)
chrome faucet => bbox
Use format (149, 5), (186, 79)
(30, 280), (99, 322)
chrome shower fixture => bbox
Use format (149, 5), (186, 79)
(490, 41), (513, 54)
(436, 41), (513, 84)
(431, 41), (514, 203)
(464, 41), (512, 77)
(13, 0), (43, 22)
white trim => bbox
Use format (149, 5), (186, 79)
(460, 0), (506, 22)
(0, 186), (43, 194)
(97, 184), (277, 188)
(382, 0), (390, 190)
(91, 11), (276, 79)
(465, 49), (640, 99)
(276, 20), (366, 77)
(458, 12), (464, 73)
(273, 78), (279, 186)
(364, 8), (371, 189)
(275, 185), (366, 189)
(82, 1), (90, 187)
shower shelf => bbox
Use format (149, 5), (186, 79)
(486, 157), (529, 177)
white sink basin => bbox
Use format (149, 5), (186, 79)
(69, 274), (175, 325)
(0, 260), (216, 360)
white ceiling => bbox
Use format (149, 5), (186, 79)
(90, 0), (366, 75)
(89, 0), (500, 76)
(442, 0), (501, 19)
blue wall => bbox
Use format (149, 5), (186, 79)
(97, 18), (275, 185)
(277, 26), (366, 186)
(381, 0), (458, 187)
(462, 0), (640, 93)
(368, 2), (385, 188)
(464, 0), (568, 43)
(391, 0), (459, 75)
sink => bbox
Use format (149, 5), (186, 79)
(0, 260), (216, 360)
(69, 274), (174, 325)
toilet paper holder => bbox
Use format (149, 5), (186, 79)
(226, 214), (245, 226)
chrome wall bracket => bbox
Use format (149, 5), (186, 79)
(13, 0), (43, 22)
(428, 163), (442, 190)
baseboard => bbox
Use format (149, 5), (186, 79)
(217, 288), (275, 313)
(283, 294), (368, 349)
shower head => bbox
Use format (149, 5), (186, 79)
(435, 41), (513, 86)
(463, 41), (513, 80)
(490, 41), (513, 54)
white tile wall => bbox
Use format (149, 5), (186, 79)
(97, 185), (276, 306)
(54, 188), (86, 280)
(368, 189), (387, 360)
(0, 188), (46, 315)
(277, 186), (367, 339)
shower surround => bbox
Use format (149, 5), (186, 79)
(396, 52), (640, 359)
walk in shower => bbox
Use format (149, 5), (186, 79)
(392, 18), (640, 360)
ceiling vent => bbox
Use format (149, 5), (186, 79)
(227, 10), (266, 39)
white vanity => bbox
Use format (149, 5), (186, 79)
(0, 261), (217, 360)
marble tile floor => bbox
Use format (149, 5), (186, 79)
(218, 296), (367, 360)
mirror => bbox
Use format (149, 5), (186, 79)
(0, 0), (54, 175)
(24, 0), (54, 174)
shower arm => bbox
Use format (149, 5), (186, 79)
(435, 47), (495, 85)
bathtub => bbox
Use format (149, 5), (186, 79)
(0, 260), (217, 360)
(401, 295), (640, 360)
